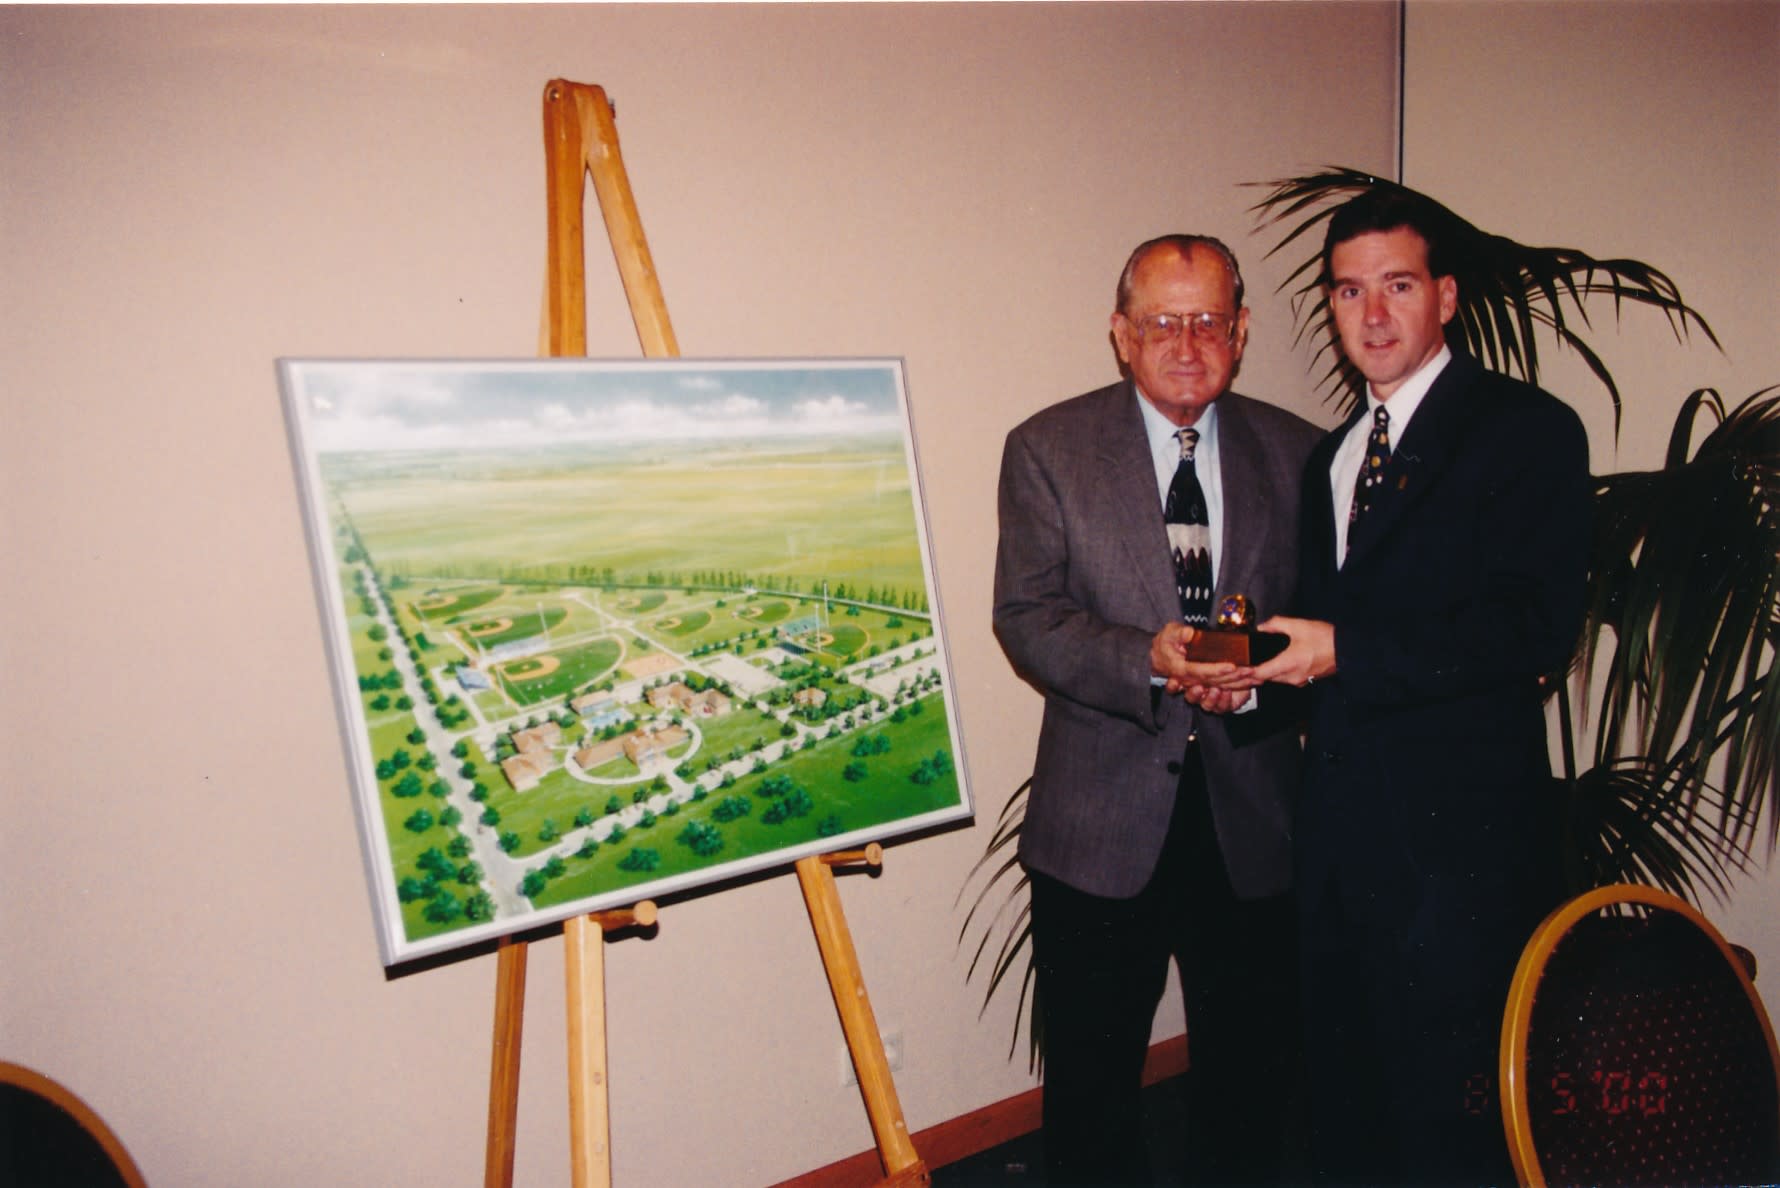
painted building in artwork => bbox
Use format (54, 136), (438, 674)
(500, 750), (551, 793)
(622, 724), (689, 768)
(572, 736), (626, 771)
(572, 724), (689, 773)
(512, 721), (561, 754)
(687, 688), (731, 717)
(500, 721), (563, 791)
(571, 692), (629, 731)
(646, 682), (733, 718)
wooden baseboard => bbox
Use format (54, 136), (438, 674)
(772, 1034), (1189, 1188)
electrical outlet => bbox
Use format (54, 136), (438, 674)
(840, 1027), (904, 1087)
(881, 1029), (904, 1071)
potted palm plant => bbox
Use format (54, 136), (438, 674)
(961, 168), (1780, 1062)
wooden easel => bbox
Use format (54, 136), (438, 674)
(482, 80), (927, 1187)
(796, 843), (929, 1185)
(486, 901), (658, 1188)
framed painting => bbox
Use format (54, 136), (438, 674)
(278, 358), (972, 966)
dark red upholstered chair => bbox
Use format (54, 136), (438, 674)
(1499, 884), (1780, 1188)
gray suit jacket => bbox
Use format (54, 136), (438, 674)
(993, 381), (1321, 899)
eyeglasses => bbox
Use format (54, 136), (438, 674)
(1129, 311), (1237, 345)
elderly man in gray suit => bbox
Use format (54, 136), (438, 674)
(994, 234), (1320, 1186)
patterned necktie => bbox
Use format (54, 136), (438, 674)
(1348, 404), (1391, 545)
(1165, 427), (1213, 627)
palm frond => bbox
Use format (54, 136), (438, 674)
(1577, 387), (1780, 856)
(1563, 759), (1751, 907)
(954, 778), (1042, 1069)
(958, 855), (1025, 974)
(1247, 168), (1718, 426)
(952, 777), (1028, 915)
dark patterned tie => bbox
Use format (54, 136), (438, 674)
(1165, 427), (1213, 627)
(1348, 404), (1391, 547)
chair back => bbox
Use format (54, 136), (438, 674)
(0, 1060), (147, 1188)
(1499, 883), (1780, 1188)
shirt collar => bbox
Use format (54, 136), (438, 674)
(1135, 386), (1218, 459)
(1365, 344), (1451, 444)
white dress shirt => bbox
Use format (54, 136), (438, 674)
(1137, 392), (1256, 709)
(1329, 345), (1451, 563)
(1137, 391), (1225, 588)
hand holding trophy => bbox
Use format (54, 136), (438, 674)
(1182, 594), (1288, 665)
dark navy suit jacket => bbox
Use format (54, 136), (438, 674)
(1295, 348), (1592, 971)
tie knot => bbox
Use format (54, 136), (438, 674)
(1372, 405), (1390, 433)
(1177, 427), (1199, 461)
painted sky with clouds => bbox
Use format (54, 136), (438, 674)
(288, 360), (907, 453)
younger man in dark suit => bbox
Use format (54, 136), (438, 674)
(994, 235), (1321, 1185)
(1243, 189), (1593, 1185)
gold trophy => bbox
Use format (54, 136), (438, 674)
(1183, 594), (1287, 665)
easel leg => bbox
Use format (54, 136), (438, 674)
(543, 79), (678, 361)
(796, 853), (930, 1185)
(485, 937), (528, 1188)
(565, 915), (613, 1188)
(537, 75), (679, 1188)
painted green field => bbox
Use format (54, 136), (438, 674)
(385, 731), (496, 943)
(314, 430), (962, 959)
(484, 763), (630, 848)
(321, 440), (927, 603)
(612, 591), (667, 614)
(639, 594), (924, 665)
(453, 605), (568, 648)
(408, 584), (505, 621)
(334, 551), (945, 933)
(529, 694), (959, 907)
(737, 599), (792, 625)
(682, 706), (786, 762)
(654, 609), (711, 636)
(493, 638), (625, 706)
(638, 593), (808, 654)
(329, 565), (497, 945)
(822, 623), (868, 656)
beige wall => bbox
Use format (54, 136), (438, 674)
(1403, 0), (1780, 980)
(1, 4), (1395, 1184)
(11, 3), (1772, 1183)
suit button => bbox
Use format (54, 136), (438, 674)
(1166, 761), (1182, 775)
(1318, 749), (1339, 763)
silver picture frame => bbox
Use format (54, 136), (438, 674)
(279, 357), (972, 966)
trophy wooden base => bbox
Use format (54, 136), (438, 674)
(1184, 628), (1287, 666)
